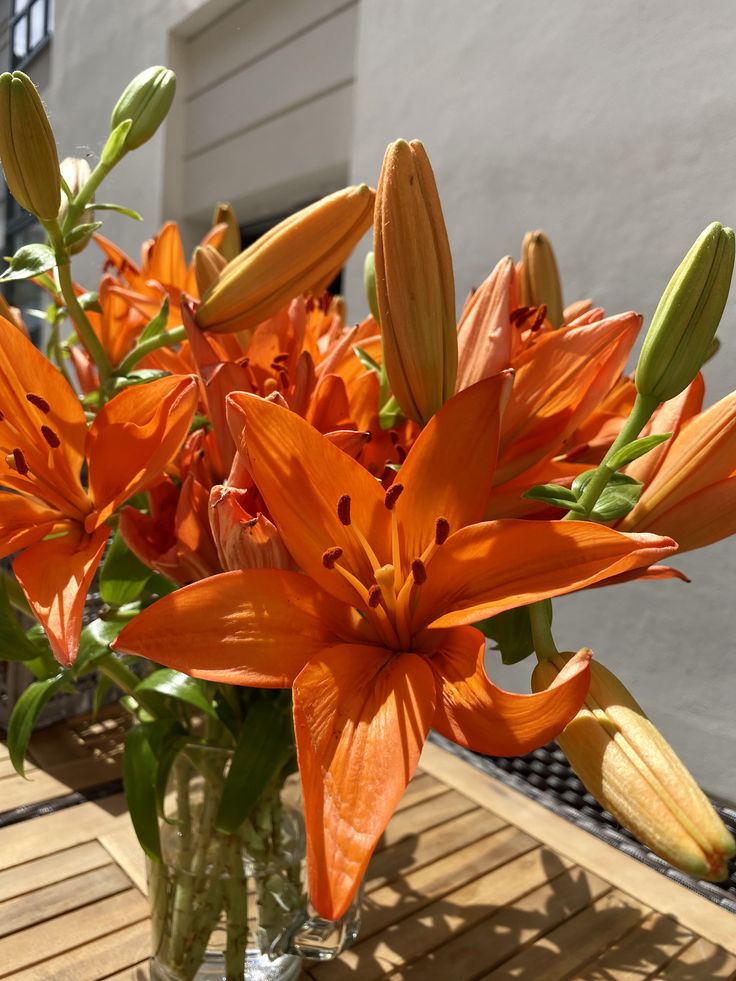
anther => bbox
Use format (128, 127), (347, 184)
(395, 444), (406, 463)
(435, 517), (450, 545)
(368, 584), (382, 608)
(384, 483), (404, 510)
(10, 448), (29, 475)
(510, 306), (532, 326)
(26, 393), (50, 413)
(272, 353), (290, 364)
(411, 559), (427, 585)
(41, 425), (61, 448)
(337, 494), (351, 525)
(530, 304), (547, 332)
(322, 546), (344, 569)
(0, 410), (4, 422)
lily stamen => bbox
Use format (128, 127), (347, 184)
(335, 492), (383, 573)
(10, 447), (28, 475)
(411, 558), (427, 585)
(384, 483), (404, 583)
(41, 425), (61, 448)
(26, 393), (50, 413)
(322, 546), (343, 569)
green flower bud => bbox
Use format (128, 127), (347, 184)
(0, 71), (60, 221)
(110, 66), (176, 151)
(520, 229), (564, 328)
(636, 222), (735, 403)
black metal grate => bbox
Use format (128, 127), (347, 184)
(430, 732), (736, 915)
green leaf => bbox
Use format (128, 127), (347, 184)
(100, 118), (133, 167)
(379, 394), (403, 429)
(100, 531), (152, 606)
(73, 606), (140, 677)
(522, 483), (585, 513)
(134, 669), (218, 719)
(0, 244), (56, 283)
(216, 700), (295, 833)
(590, 480), (643, 522)
(93, 203), (143, 221)
(8, 674), (68, 775)
(572, 469), (641, 498)
(138, 296), (170, 344)
(477, 601), (552, 666)
(0, 577), (38, 661)
(353, 344), (381, 374)
(606, 433), (673, 471)
(92, 673), (115, 718)
(123, 722), (173, 861)
(110, 369), (169, 392)
(64, 221), (103, 248)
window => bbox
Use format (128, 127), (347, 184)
(11, 0), (53, 69)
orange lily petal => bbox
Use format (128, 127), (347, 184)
(429, 626), (591, 755)
(114, 570), (359, 687)
(145, 221), (187, 288)
(86, 375), (198, 527)
(293, 645), (437, 919)
(415, 520), (677, 629)
(625, 374), (704, 485)
(209, 486), (293, 572)
(13, 526), (109, 667)
(0, 493), (68, 557)
(227, 392), (390, 608)
(632, 478), (736, 553)
(396, 374), (512, 565)
(456, 256), (516, 390)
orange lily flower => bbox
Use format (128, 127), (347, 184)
(619, 382), (736, 551)
(0, 316), (197, 664)
(114, 375), (676, 920)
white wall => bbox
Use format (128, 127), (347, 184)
(347, 0), (736, 800)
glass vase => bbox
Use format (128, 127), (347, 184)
(147, 742), (362, 981)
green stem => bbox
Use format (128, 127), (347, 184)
(529, 601), (559, 660)
(563, 392), (659, 520)
(116, 324), (187, 377)
(224, 836), (248, 979)
(43, 220), (113, 387)
(61, 158), (114, 233)
(96, 652), (160, 717)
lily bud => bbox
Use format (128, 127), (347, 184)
(374, 139), (457, 425)
(533, 653), (736, 881)
(110, 66), (176, 151)
(197, 184), (374, 334)
(0, 71), (60, 220)
(212, 202), (241, 262)
(636, 223), (735, 403)
(194, 244), (227, 297)
(58, 157), (93, 253)
(519, 230), (564, 329)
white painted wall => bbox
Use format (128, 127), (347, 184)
(347, 0), (736, 800)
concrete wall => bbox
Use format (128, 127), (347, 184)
(347, 0), (736, 800)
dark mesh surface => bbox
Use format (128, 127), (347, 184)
(429, 732), (736, 915)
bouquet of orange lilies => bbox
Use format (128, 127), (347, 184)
(1, 66), (734, 978)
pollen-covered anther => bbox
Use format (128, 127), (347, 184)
(41, 425), (61, 448)
(8, 448), (29, 475)
(368, 584), (382, 608)
(411, 558), (428, 585)
(384, 482), (404, 510)
(337, 494), (351, 525)
(322, 546), (344, 569)
(26, 393), (50, 413)
(435, 517), (450, 545)
(530, 304), (547, 332)
(272, 353), (290, 364)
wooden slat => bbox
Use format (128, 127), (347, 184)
(381, 866), (611, 980)
(419, 743), (736, 955)
(27, 706), (128, 770)
(99, 825), (148, 896)
(484, 889), (649, 980)
(0, 757), (36, 779)
(393, 773), (449, 812)
(656, 937), (736, 979)
(576, 910), (695, 980)
(365, 807), (501, 892)
(0, 794), (129, 869)
(375, 789), (477, 852)
(0, 841), (110, 903)
(0, 755), (122, 811)
(0, 889), (149, 978)
(0, 864), (131, 938)
(11, 920), (151, 981)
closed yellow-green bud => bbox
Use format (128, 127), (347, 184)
(110, 66), (176, 151)
(197, 184), (374, 334)
(636, 223), (735, 403)
(374, 139), (457, 425)
(533, 653), (736, 881)
(211, 202), (241, 262)
(519, 230), (564, 328)
(0, 71), (60, 220)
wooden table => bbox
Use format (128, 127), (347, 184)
(1, 709), (734, 980)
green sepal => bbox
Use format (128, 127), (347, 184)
(134, 669), (218, 719)
(522, 483), (585, 513)
(477, 601), (552, 665)
(606, 433), (672, 471)
(8, 673), (69, 776)
(110, 369), (169, 392)
(93, 203), (143, 221)
(379, 394), (403, 429)
(100, 530), (152, 606)
(215, 699), (295, 833)
(123, 721), (180, 861)
(0, 243), (56, 282)
(100, 118), (133, 168)
(64, 221), (103, 249)
(590, 478), (643, 522)
(0, 575), (39, 661)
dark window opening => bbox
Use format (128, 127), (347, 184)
(11, 0), (53, 70)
